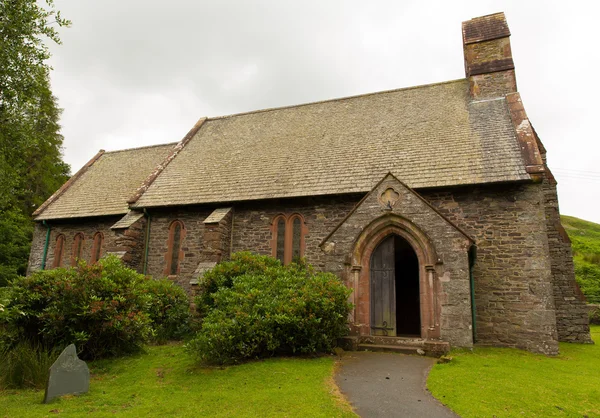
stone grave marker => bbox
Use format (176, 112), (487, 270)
(43, 344), (90, 403)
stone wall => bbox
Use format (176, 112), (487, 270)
(27, 222), (49, 274)
(231, 195), (361, 270)
(144, 207), (213, 294)
(27, 216), (146, 273)
(29, 179), (587, 355)
(424, 182), (559, 355)
(320, 175), (473, 348)
(542, 173), (592, 342)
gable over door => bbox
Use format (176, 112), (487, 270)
(370, 235), (396, 336)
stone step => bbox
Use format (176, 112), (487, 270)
(357, 344), (424, 355)
(359, 336), (425, 347)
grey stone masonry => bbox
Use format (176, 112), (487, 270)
(321, 174), (474, 348)
(425, 182), (559, 355)
(27, 216), (145, 273)
(542, 172), (592, 343)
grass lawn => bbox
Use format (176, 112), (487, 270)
(0, 344), (355, 417)
(428, 325), (600, 417)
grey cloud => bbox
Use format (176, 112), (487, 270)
(47, 0), (600, 223)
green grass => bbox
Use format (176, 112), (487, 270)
(428, 325), (600, 417)
(562, 215), (600, 303)
(0, 344), (355, 417)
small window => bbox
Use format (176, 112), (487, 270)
(291, 216), (302, 261)
(276, 217), (286, 263)
(52, 234), (65, 268)
(90, 232), (104, 264)
(271, 214), (307, 265)
(71, 233), (85, 266)
(165, 220), (186, 275)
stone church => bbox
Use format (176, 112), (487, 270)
(28, 13), (591, 355)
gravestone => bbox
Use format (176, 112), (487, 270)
(43, 344), (90, 403)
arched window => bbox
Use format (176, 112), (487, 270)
(165, 220), (186, 275)
(71, 233), (85, 266)
(90, 232), (104, 264)
(52, 234), (65, 268)
(271, 214), (307, 264)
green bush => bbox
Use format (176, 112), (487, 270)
(574, 258), (600, 304)
(1, 256), (153, 359)
(0, 342), (60, 389)
(187, 253), (352, 364)
(1, 256), (194, 358)
(144, 278), (193, 343)
(589, 305), (600, 325)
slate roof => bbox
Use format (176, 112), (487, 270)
(131, 79), (530, 209)
(35, 144), (176, 220)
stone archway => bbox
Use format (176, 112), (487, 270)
(348, 214), (442, 340)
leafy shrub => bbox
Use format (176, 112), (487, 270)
(0, 342), (60, 389)
(187, 252), (352, 364)
(144, 278), (193, 343)
(574, 258), (600, 304)
(589, 304), (600, 325)
(1, 256), (195, 358)
(1, 256), (153, 359)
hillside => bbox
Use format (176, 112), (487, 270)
(561, 215), (600, 304)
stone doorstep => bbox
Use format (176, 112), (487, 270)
(338, 336), (450, 357)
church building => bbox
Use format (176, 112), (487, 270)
(28, 13), (591, 355)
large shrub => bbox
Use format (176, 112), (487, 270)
(144, 278), (193, 343)
(187, 253), (352, 364)
(1, 255), (192, 359)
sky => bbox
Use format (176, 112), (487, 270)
(47, 0), (600, 223)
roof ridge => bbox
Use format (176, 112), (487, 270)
(103, 142), (178, 154)
(207, 78), (468, 121)
(128, 118), (208, 205)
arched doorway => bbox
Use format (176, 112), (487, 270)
(370, 234), (420, 337)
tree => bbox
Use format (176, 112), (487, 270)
(0, 0), (71, 285)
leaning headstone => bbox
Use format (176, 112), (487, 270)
(43, 344), (90, 404)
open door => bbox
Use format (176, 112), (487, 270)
(370, 235), (396, 336)
(370, 235), (421, 337)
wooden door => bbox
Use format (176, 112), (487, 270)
(370, 235), (396, 336)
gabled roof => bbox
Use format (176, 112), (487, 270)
(320, 172), (475, 247)
(131, 79), (531, 208)
(34, 143), (176, 220)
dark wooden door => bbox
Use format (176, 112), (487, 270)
(370, 236), (396, 336)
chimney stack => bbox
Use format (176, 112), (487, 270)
(462, 13), (517, 99)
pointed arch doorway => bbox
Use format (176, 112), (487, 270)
(370, 234), (421, 337)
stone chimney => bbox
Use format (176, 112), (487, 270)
(462, 12), (517, 99)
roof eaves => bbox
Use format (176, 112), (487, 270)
(128, 117), (207, 206)
(32, 149), (106, 219)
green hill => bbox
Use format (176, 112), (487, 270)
(561, 215), (600, 304)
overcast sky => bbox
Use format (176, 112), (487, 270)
(47, 0), (599, 223)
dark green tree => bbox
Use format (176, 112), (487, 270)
(0, 0), (71, 285)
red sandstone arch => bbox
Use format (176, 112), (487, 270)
(348, 214), (442, 340)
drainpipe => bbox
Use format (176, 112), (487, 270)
(40, 221), (51, 270)
(143, 209), (151, 275)
(468, 245), (477, 344)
